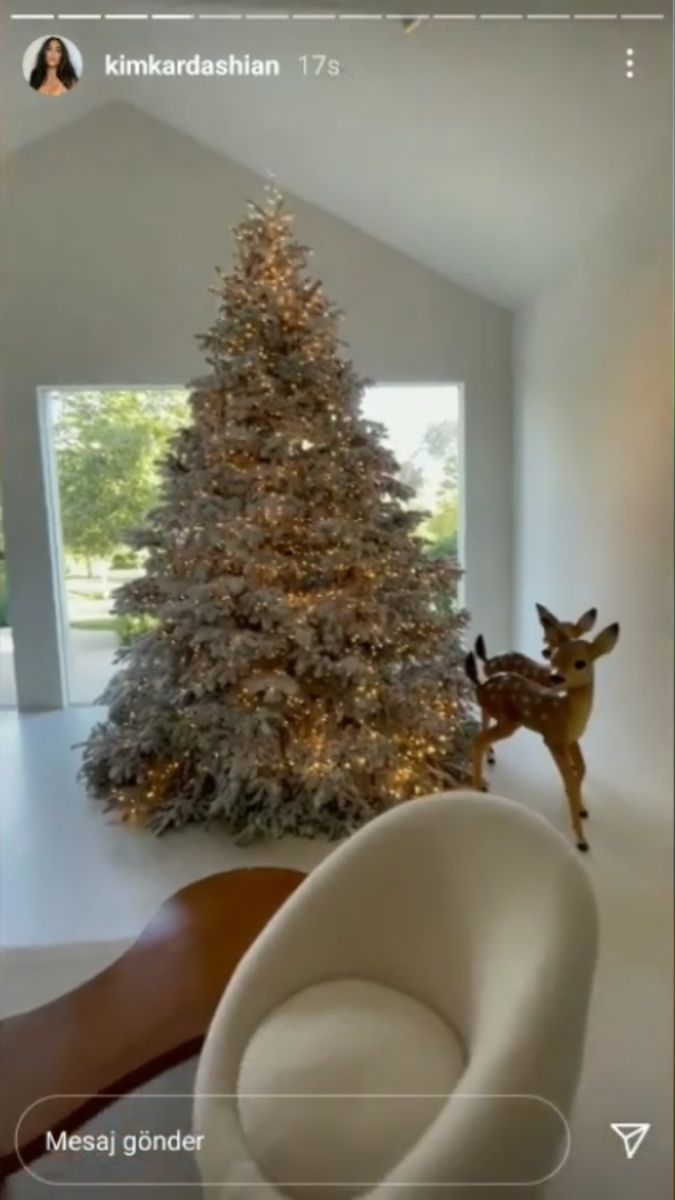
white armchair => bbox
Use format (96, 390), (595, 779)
(193, 792), (598, 1199)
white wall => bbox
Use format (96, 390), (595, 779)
(0, 102), (512, 710)
(513, 168), (673, 802)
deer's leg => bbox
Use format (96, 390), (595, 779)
(482, 708), (496, 766)
(547, 741), (588, 851)
(569, 742), (588, 816)
(473, 720), (519, 792)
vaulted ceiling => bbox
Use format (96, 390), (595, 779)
(4, 1), (672, 304)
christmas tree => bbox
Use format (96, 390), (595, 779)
(81, 192), (476, 841)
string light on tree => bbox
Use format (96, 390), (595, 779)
(80, 190), (476, 841)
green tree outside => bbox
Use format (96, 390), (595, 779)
(54, 390), (187, 574)
(398, 418), (460, 562)
(422, 493), (459, 559)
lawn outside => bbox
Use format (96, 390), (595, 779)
(65, 569), (139, 622)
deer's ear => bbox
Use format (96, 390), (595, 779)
(536, 603), (558, 628)
(537, 604), (565, 647)
(541, 618), (560, 643)
(591, 623), (620, 659)
(576, 607), (598, 635)
(536, 602), (556, 623)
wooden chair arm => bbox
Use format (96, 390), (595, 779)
(0, 867), (305, 1181)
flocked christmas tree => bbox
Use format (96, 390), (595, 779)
(81, 192), (476, 841)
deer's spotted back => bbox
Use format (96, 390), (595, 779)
(480, 673), (570, 738)
(485, 652), (552, 688)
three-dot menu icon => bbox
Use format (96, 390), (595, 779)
(626, 48), (635, 79)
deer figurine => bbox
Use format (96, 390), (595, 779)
(465, 622), (620, 851)
(475, 606), (598, 765)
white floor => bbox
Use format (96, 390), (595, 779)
(1, 706), (672, 1199)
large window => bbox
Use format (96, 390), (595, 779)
(363, 385), (462, 567)
(32, 383), (462, 708)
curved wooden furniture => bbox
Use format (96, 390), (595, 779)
(0, 866), (305, 1182)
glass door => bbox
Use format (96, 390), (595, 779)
(48, 388), (188, 705)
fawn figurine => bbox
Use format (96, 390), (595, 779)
(536, 604), (598, 659)
(465, 622), (620, 852)
(475, 606), (598, 765)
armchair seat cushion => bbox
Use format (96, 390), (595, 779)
(237, 978), (466, 1197)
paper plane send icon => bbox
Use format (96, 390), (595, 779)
(611, 1123), (651, 1159)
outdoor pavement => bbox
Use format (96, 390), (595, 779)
(0, 628), (117, 707)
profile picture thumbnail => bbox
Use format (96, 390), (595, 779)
(23, 35), (82, 97)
